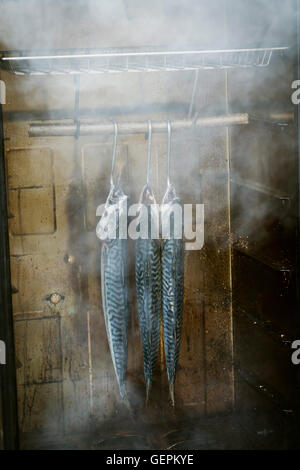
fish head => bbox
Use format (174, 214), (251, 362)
(137, 184), (160, 239)
(96, 184), (128, 244)
(161, 184), (182, 240)
(138, 184), (157, 206)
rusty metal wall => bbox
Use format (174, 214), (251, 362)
(0, 61), (233, 444)
(0, 0), (296, 449)
(229, 39), (299, 437)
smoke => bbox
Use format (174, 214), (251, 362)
(0, 0), (297, 449)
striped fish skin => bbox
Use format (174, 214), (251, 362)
(136, 188), (161, 401)
(99, 186), (129, 399)
(162, 187), (184, 405)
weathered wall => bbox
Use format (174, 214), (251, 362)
(1, 64), (233, 443)
(0, 0), (296, 449)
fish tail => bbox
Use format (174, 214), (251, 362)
(169, 383), (175, 407)
(119, 382), (127, 401)
(145, 383), (151, 406)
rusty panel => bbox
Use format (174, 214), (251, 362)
(14, 317), (62, 386)
(6, 147), (56, 236)
(7, 148), (54, 188)
(59, 314), (90, 431)
(8, 187), (55, 236)
(10, 255), (72, 315)
(176, 291), (205, 410)
(5, 136), (91, 436)
(17, 382), (63, 434)
(14, 315), (63, 434)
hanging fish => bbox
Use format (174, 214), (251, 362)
(96, 123), (129, 399)
(136, 120), (161, 403)
(161, 121), (184, 406)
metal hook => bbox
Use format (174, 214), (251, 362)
(74, 75), (80, 140)
(146, 119), (152, 186)
(110, 121), (118, 186)
(167, 120), (171, 187)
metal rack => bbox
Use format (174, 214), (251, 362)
(0, 47), (288, 75)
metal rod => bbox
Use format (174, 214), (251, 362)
(167, 120), (171, 187)
(110, 122), (118, 186)
(146, 120), (152, 186)
(188, 70), (199, 118)
(29, 113), (249, 137)
(1, 47), (289, 62)
(0, 47), (289, 76)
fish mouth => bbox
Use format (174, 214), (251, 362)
(162, 183), (178, 205)
(138, 183), (157, 206)
(106, 184), (127, 206)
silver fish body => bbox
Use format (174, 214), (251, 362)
(161, 186), (184, 405)
(98, 186), (129, 399)
(135, 189), (161, 401)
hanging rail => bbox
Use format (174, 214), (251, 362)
(0, 47), (288, 75)
(29, 113), (249, 137)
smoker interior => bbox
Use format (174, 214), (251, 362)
(0, 1), (299, 450)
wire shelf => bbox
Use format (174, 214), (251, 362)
(0, 47), (288, 75)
